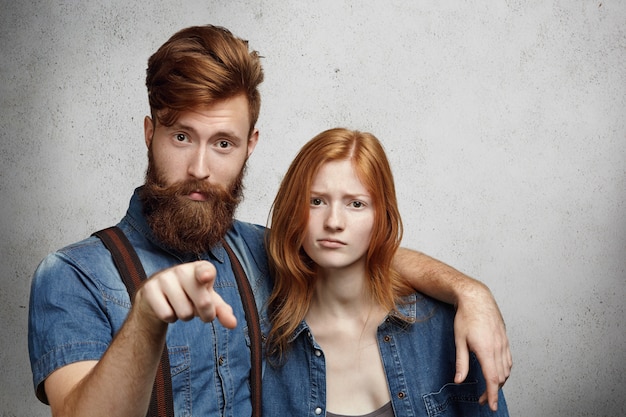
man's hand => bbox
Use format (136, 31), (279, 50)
(392, 247), (512, 411)
(45, 260), (237, 417)
(137, 260), (237, 329)
(453, 283), (512, 412)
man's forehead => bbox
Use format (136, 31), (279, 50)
(159, 95), (250, 127)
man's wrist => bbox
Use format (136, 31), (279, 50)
(129, 290), (169, 340)
(451, 274), (491, 309)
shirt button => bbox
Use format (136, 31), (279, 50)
(397, 391), (406, 399)
(218, 356), (225, 366)
(314, 350), (322, 357)
(315, 407), (323, 415)
(384, 335), (391, 342)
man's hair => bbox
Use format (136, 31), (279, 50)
(146, 25), (264, 134)
(265, 128), (413, 363)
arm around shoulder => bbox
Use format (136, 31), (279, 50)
(392, 247), (512, 412)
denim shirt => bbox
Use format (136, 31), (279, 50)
(28, 188), (272, 417)
(262, 293), (509, 417)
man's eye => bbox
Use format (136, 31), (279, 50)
(218, 140), (231, 148)
(175, 133), (187, 142)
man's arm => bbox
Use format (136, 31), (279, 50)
(393, 247), (512, 412)
(45, 302), (166, 417)
(44, 261), (236, 417)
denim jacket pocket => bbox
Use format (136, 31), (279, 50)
(168, 346), (191, 417)
(422, 381), (480, 417)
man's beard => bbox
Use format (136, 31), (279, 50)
(140, 154), (245, 255)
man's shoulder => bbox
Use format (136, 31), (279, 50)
(32, 230), (127, 291)
(228, 220), (267, 247)
(230, 219), (266, 234)
(45, 234), (110, 265)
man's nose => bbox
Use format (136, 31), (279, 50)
(187, 150), (210, 180)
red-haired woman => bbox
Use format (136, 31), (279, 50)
(263, 128), (509, 417)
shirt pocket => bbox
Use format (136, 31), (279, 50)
(168, 346), (191, 417)
(422, 381), (480, 417)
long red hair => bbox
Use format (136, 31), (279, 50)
(266, 128), (413, 363)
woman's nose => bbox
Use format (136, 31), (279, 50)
(324, 205), (345, 231)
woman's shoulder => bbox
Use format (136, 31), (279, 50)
(395, 292), (456, 323)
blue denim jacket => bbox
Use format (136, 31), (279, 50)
(28, 188), (272, 417)
(262, 293), (509, 417)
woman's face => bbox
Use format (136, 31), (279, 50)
(302, 159), (375, 275)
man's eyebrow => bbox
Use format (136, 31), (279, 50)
(167, 122), (197, 133)
(210, 131), (247, 144)
(213, 130), (244, 139)
(169, 124), (244, 141)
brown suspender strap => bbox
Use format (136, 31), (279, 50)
(93, 227), (175, 417)
(221, 239), (263, 417)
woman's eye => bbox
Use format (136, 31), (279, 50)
(311, 198), (323, 206)
(351, 201), (364, 208)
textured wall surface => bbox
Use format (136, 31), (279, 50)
(1, 1), (624, 416)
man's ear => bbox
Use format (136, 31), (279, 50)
(144, 116), (154, 148)
(247, 128), (259, 157)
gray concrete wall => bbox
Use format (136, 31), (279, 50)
(1, 1), (624, 416)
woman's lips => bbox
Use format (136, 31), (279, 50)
(318, 238), (346, 248)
